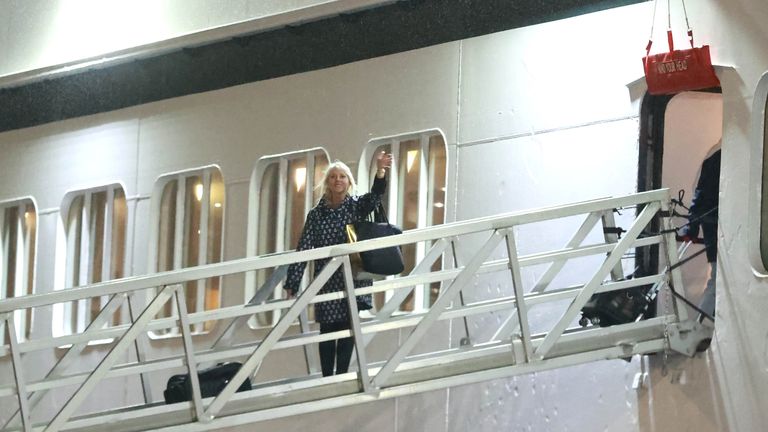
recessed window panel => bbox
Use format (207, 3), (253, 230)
(364, 132), (448, 311)
(56, 186), (127, 337)
(287, 158), (308, 249)
(428, 135), (447, 304)
(248, 149), (329, 327)
(762, 95), (768, 269)
(254, 162), (280, 327)
(152, 167), (224, 335)
(1, 199), (37, 344)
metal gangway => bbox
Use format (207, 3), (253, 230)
(0, 189), (712, 432)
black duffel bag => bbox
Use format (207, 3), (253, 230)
(580, 283), (654, 327)
(346, 203), (404, 276)
(163, 362), (251, 404)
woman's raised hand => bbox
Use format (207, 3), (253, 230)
(376, 151), (393, 171)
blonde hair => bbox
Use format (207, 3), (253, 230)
(319, 161), (356, 200)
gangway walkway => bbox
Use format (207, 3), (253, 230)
(0, 189), (712, 432)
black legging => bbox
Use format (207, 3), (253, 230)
(319, 321), (354, 377)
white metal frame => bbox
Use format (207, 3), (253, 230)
(748, 71), (768, 276)
(146, 166), (225, 337)
(53, 184), (126, 338)
(0, 189), (711, 432)
(245, 148), (330, 329)
(0, 198), (37, 346)
(358, 130), (448, 311)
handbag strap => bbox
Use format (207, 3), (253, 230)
(359, 201), (391, 224)
(373, 202), (390, 225)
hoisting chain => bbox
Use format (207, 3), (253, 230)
(660, 197), (680, 377)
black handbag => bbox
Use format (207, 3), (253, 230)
(163, 362), (251, 404)
(346, 203), (404, 275)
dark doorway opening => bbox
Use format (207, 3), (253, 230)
(636, 87), (722, 319)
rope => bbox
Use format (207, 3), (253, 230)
(649, 0), (659, 41)
(681, 0), (691, 31)
(642, 243), (714, 323)
(680, 0), (694, 47)
(668, 246), (707, 271)
(650, 194), (717, 323)
(667, 281), (715, 322)
(657, 190), (718, 235)
(658, 205), (719, 235)
(671, 189), (690, 211)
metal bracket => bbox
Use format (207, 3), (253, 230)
(602, 227), (626, 238)
(509, 334), (526, 365)
(666, 319), (713, 357)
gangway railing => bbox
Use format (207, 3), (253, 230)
(0, 189), (712, 432)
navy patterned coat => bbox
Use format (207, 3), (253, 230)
(285, 176), (386, 324)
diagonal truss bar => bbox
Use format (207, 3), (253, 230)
(532, 211), (602, 292)
(202, 258), (342, 421)
(375, 237), (450, 319)
(601, 209), (626, 282)
(491, 310), (516, 343)
(493, 211), (601, 342)
(357, 238), (452, 351)
(503, 228), (533, 362)
(207, 264), (294, 375)
(533, 201), (660, 360)
(3, 293), (128, 430)
(126, 292), (153, 404)
(175, 286), (204, 422)
(450, 237), (471, 344)
(371, 230), (505, 389)
(297, 307), (318, 375)
(44, 285), (176, 432)
(210, 264), (288, 350)
(340, 256), (371, 393)
(4, 314), (31, 432)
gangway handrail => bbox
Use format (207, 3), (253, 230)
(0, 188), (713, 432)
(0, 234), (665, 358)
(0, 273), (666, 399)
(0, 189), (669, 314)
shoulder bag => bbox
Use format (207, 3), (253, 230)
(346, 202), (404, 275)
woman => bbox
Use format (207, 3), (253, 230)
(285, 152), (392, 376)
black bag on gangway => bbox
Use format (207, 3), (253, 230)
(163, 362), (251, 404)
(579, 283), (654, 328)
